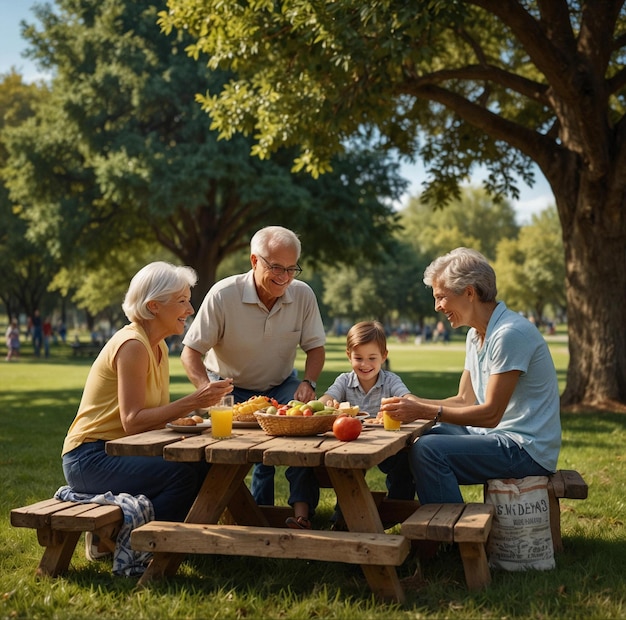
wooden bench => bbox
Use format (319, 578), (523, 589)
(10, 499), (123, 577)
(546, 469), (588, 552)
(401, 502), (494, 590)
(130, 522), (410, 582)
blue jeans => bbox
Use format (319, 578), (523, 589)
(62, 440), (210, 522)
(409, 423), (553, 504)
(378, 451), (415, 500)
(227, 373), (320, 514)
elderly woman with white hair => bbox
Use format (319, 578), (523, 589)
(61, 262), (233, 529)
(380, 247), (561, 505)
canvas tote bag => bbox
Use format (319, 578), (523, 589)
(485, 475), (555, 571)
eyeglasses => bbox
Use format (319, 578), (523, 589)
(258, 255), (303, 278)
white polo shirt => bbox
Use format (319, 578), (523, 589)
(183, 271), (325, 391)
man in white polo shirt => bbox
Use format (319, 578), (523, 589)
(181, 226), (326, 529)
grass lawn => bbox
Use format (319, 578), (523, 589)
(0, 334), (624, 619)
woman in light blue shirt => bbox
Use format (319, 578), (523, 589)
(382, 248), (561, 504)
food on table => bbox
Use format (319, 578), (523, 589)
(333, 415), (362, 441)
(191, 415), (205, 424)
(251, 397), (362, 419)
(337, 402), (360, 416)
(232, 395), (279, 421)
(171, 417), (197, 426)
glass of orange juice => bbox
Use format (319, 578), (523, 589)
(383, 412), (402, 431)
(210, 395), (234, 439)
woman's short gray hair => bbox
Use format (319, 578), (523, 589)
(122, 261), (198, 323)
(423, 247), (497, 302)
(250, 226), (301, 259)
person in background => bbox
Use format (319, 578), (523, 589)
(320, 321), (417, 526)
(31, 309), (43, 357)
(181, 226), (325, 530)
(57, 320), (67, 344)
(5, 318), (20, 361)
(381, 247), (561, 506)
(43, 317), (53, 358)
(61, 262), (233, 560)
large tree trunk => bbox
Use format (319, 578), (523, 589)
(557, 174), (626, 411)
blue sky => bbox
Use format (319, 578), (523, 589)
(1, 1), (554, 223)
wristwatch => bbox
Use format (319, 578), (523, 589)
(302, 378), (317, 390)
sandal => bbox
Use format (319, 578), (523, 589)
(285, 516), (312, 530)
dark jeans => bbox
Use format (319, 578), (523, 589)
(62, 440), (210, 522)
(378, 450), (415, 500)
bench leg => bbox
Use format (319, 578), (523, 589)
(36, 530), (82, 577)
(458, 541), (491, 590)
(137, 552), (180, 587)
(548, 491), (563, 552)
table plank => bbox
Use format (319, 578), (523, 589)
(204, 430), (273, 464)
(163, 435), (217, 462)
(323, 421), (432, 469)
(105, 429), (184, 457)
(260, 435), (334, 467)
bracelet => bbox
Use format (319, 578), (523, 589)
(434, 405), (443, 424)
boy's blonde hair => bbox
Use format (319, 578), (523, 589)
(346, 321), (387, 356)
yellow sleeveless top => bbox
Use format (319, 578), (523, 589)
(62, 323), (169, 455)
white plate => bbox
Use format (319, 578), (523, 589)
(166, 421), (212, 434)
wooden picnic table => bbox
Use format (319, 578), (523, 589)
(105, 419), (433, 602)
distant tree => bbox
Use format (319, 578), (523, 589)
(5, 0), (404, 309)
(0, 71), (57, 322)
(321, 241), (432, 326)
(399, 186), (519, 261)
(161, 1), (626, 408)
(494, 206), (566, 321)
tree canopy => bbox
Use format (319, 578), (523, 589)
(161, 0), (626, 410)
(4, 0), (406, 310)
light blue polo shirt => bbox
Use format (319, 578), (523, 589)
(464, 302), (561, 471)
(323, 369), (410, 417)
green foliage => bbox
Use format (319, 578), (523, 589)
(5, 0), (405, 309)
(399, 186), (519, 261)
(0, 71), (58, 319)
(158, 0), (541, 200)
(321, 240), (432, 325)
(494, 206), (565, 319)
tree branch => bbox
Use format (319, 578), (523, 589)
(407, 82), (561, 175)
(404, 63), (548, 103)
(468, 0), (578, 97)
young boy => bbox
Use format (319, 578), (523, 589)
(320, 321), (415, 502)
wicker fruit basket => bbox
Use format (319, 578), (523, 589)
(233, 411), (257, 422)
(254, 412), (339, 436)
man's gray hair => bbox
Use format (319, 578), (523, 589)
(250, 226), (301, 260)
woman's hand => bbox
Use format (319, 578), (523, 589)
(193, 378), (234, 409)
